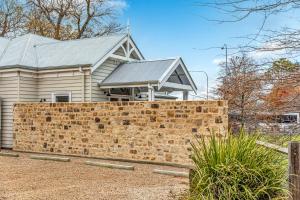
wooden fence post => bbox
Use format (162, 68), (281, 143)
(289, 142), (300, 200)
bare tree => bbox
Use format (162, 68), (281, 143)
(197, 0), (300, 134)
(71, 0), (123, 38)
(0, 0), (25, 38)
(197, 0), (300, 54)
(25, 0), (123, 40)
(217, 55), (264, 127)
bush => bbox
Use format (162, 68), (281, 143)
(189, 131), (288, 200)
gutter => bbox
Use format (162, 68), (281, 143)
(0, 64), (91, 72)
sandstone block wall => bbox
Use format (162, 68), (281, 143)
(13, 101), (228, 165)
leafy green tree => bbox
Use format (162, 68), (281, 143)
(272, 58), (299, 73)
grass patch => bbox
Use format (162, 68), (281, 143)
(259, 134), (300, 147)
(189, 131), (288, 200)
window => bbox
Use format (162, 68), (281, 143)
(109, 97), (130, 102)
(51, 92), (72, 103)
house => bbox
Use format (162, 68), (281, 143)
(0, 33), (197, 148)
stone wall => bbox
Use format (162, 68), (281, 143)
(13, 101), (228, 165)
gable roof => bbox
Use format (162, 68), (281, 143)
(102, 58), (176, 85)
(36, 34), (127, 68)
(0, 33), (130, 69)
(100, 57), (197, 92)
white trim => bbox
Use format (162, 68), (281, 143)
(0, 66), (90, 74)
(177, 59), (197, 92)
(91, 36), (128, 73)
(110, 54), (135, 62)
(90, 72), (92, 102)
(126, 34), (130, 58)
(158, 57), (197, 93)
(120, 45), (127, 56)
(51, 92), (72, 103)
(148, 83), (155, 101)
(100, 83), (158, 89)
(128, 37), (144, 60)
(158, 57), (180, 84)
(91, 36), (144, 73)
(17, 71), (20, 102)
(129, 48), (135, 55)
(183, 91), (189, 100)
(81, 68), (85, 102)
(158, 58), (181, 90)
(163, 82), (193, 91)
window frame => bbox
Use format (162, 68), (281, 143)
(51, 92), (72, 103)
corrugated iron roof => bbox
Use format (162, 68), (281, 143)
(0, 33), (127, 68)
(0, 38), (9, 59)
(101, 59), (177, 85)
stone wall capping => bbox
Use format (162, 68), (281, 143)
(85, 161), (135, 170)
(153, 169), (189, 178)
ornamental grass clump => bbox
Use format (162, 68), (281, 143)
(189, 131), (288, 200)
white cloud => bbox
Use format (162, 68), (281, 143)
(107, 0), (128, 9)
(212, 58), (225, 65)
(249, 41), (285, 60)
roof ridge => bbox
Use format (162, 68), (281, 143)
(34, 33), (127, 47)
(19, 34), (33, 64)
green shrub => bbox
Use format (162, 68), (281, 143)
(189, 131), (288, 200)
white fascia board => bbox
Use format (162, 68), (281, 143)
(163, 82), (193, 91)
(158, 57), (197, 93)
(177, 58), (198, 92)
(110, 54), (136, 62)
(91, 36), (128, 73)
(91, 35), (145, 73)
(99, 83), (158, 89)
(128, 36), (145, 60)
(0, 66), (90, 74)
(158, 57), (180, 86)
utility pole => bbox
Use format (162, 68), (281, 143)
(221, 44), (228, 74)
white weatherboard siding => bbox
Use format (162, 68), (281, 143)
(37, 70), (90, 102)
(0, 73), (18, 148)
(91, 58), (123, 101)
(20, 72), (38, 102)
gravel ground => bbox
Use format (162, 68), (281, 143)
(0, 152), (189, 200)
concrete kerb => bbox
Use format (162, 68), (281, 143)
(85, 160), (135, 170)
(153, 169), (189, 178)
(0, 151), (19, 157)
(30, 155), (71, 162)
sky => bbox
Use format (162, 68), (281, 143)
(115, 0), (300, 98)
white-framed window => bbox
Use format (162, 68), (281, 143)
(51, 92), (72, 103)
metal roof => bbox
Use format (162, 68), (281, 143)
(0, 38), (9, 59)
(100, 58), (197, 92)
(101, 59), (177, 86)
(0, 33), (127, 69)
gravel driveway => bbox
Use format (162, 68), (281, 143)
(0, 152), (188, 200)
